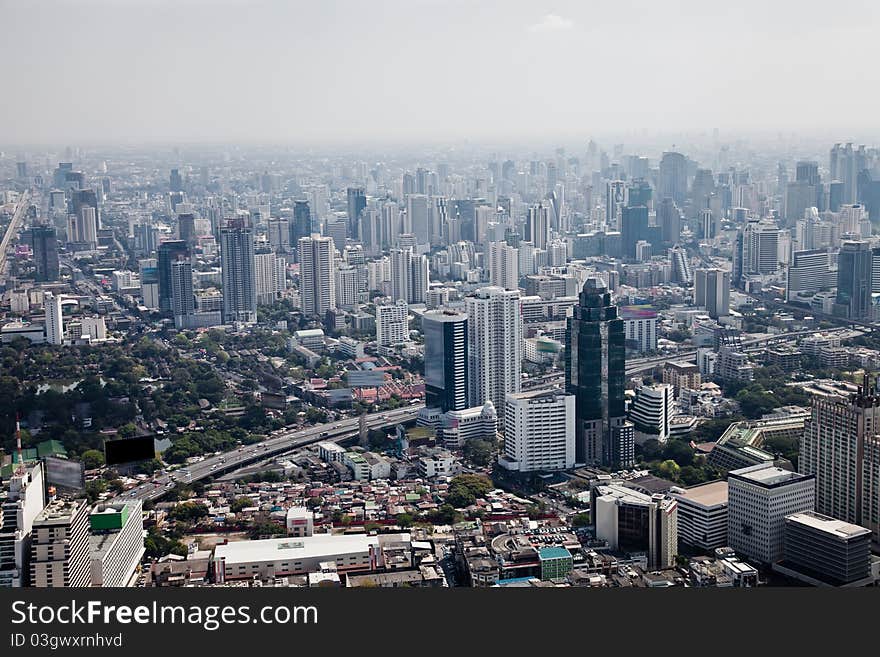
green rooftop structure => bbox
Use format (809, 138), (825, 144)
(539, 547), (573, 581)
(90, 503), (131, 531)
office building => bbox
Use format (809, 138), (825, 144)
(422, 310), (468, 412)
(376, 300), (409, 347)
(390, 248), (429, 304)
(267, 217), (290, 253)
(0, 462), (46, 587)
(565, 278), (633, 469)
(170, 258), (195, 329)
(628, 383), (674, 444)
(254, 251), (285, 306)
(741, 220), (780, 275)
(290, 200), (311, 261)
(438, 401), (498, 450)
(220, 216), (257, 324)
(89, 501), (145, 588)
(28, 224), (60, 282)
(659, 151), (688, 205)
(786, 250), (835, 302)
(620, 305), (658, 353)
(299, 235), (336, 316)
(833, 240), (872, 320)
(780, 511), (872, 586)
(30, 498), (92, 588)
(499, 390), (575, 473)
(694, 268), (730, 318)
(466, 287), (522, 414)
(44, 292), (64, 345)
(525, 204), (551, 250)
(670, 481), (729, 552)
(727, 463), (815, 564)
(593, 483), (678, 570)
(488, 241), (519, 290)
(157, 240), (190, 313)
(346, 187), (366, 239)
(800, 376), (880, 546)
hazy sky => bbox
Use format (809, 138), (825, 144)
(2, 0), (879, 145)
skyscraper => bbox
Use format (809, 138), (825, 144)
(620, 205), (650, 261)
(407, 194), (430, 246)
(466, 287), (522, 413)
(390, 248), (429, 304)
(657, 197), (681, 245)
(254, 251), (285, 306)
(525, 204), (551, 250)
(694, 268), (730, 318)
(290, 200), (311, 261)
(157, 240), (191, 313)
(170, 258), (195, 329)
(487, 241), (519, 290)
(499, 390), (576, 473)
(800, 375), (880, 546)
(298, 235), (336, 316)
(376, 300), (409, 347)
(346, 187), (366, 239)
(565, 278), (633, 468)
(834, 240), (872, 320)
(659, 151), (688, 206)
(422, 309), (468, 412)
(29, 498), (92, 588)
(219, 216), (257, 324)
(28, 224), (59, 282)
(44, 292), (64, 345)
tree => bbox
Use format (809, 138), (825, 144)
(657, 459), (681, 481)
(463, 438), (495, 467)
(662, 440), (695, 467)
(572, 512), (591, 528)
(81, 449), (106, 470)
(230, 497), (253, 513)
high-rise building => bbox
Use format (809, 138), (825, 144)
(670, 480), (729, 552)
(88, 500), (145, 588)
(487, 241), (519, 291)
(390, 248), (429, 304)
(657, 197), (681, 245)
(606, 180), (625, 229)
(30, 498), (92, 588)
(565, 279), (633, 468)
(44, 292), (64, 345)
(298, 235), (336, 316)
(177, 212), (196, 246)
(0, 462), (46, 587)
(694, 268), (730, 318)
(466, 287), (522, 414)
(28, 224), (60, 282)
(375, 300), (409, 347)
(290, 200), (311, 261)
(628, 383), (674, 444)
(833, 240), (872, 320)
(742, 219), (780, 275)
(621, 205), (650, 261)
(659, 151), (688, 206)
(170, 258), (195, 329)
(267, 218), (290, 254)
(781, 511), (872, 586)
(525, 204), (551, 250)
(727, 463), (815, 564)
(593, 483), (678, 570)
(254, 251), (285, 306)
(346, 187), (366, 239)
(499, 390), (575, 473)
(800, 376), (880, 546)
(786, 249), (835, 302)
(67, 207), (98, 248)
(157, 240), (190, 313)
(407, 194), (430, 245)
(220, 217), (257, 324)
(169, 168), (183, 192)
(422, 310), (468, 412)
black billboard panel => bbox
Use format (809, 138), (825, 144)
(104, 436), (156, 465)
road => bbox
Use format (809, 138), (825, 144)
(117, 406), (422, 502)
(0, 191), (29, 278)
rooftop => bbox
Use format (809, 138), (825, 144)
(213, 532), (411, 565)
(728, 463), (813, 488)
(671, 480), (728, 508)
(786, 511), (871, 540)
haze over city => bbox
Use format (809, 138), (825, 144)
(2, 0), (880, 145)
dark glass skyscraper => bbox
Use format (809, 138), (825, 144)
(565, 278), (633, 469)
(422, 310), (468, 412)
(621, 205), (649, 260)
(28, 224), (60, 282)
(290, 200), (311, 262)
(346, 187), (366, 240)
(834, 240), (872, 320)
(157, 240), (191, 313)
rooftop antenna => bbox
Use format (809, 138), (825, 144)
(14, 413), (24, 475)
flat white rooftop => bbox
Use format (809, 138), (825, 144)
(786, 511), (870, 539)
(213, 532), (411, 565)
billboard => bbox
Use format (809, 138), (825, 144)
(105, 436), (156, 466)
(43, 455), (85, 492)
